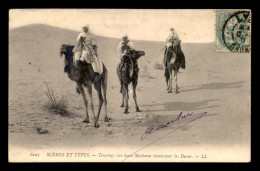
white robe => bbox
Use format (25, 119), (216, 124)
(165, 32), (180, 48)
(117, 41), (134, 53)
(74, 32), (103, 74)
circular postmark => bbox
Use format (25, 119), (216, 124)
(222, 10), (251, 53)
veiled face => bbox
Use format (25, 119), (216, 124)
(122, 37), (128, 41)
(83, 27), (89, 33)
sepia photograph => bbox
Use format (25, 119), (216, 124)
(8, 9), (251, 162)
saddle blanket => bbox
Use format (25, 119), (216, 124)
(74, 50), (103, 74)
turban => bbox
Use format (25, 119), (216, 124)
(122, 34), (128, 38)
(83, 25), (89, 29)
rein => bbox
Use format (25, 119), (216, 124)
(123, 54), (134, 70)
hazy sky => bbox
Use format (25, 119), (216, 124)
(9, 9), (215, 43)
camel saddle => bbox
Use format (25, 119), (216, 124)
(163, 43), (186, 69)
(119, 54), (134, 80)
(77, 61), (97, 83)
(120, 40), (131, 53)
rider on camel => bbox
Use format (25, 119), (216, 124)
(73, 25), (103, 82)
(118, 34), (135, 71)
(164, 28), (180, 66)
(163, 27), (185, 69)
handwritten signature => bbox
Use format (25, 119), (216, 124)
(141, 111), (207, 140)
(122, 111), (207, 162)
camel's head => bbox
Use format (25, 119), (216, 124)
(60, 44), (74, 57)
(129, 50), (145, 59)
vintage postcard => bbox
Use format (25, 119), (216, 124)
(8, 9), (251, 162)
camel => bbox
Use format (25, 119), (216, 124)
(164, 40), (186, 93)
(59, 44), (109, 128)
(116, 50), (145, 114)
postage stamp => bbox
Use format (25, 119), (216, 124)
(216, 9), (251, 53)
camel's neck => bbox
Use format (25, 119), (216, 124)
(65, 51), (73, 65)
(64, 51), (75, 76)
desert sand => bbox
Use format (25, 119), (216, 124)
(8, 24), (251, 162)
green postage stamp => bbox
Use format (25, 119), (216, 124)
(216, 9), (251, 53)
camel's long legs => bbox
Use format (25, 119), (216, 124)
(121, 93), (124, 107)
(174, 70), (179, 94)
(166, 69), (170, 90)
(95, 84), (103, 128)
(132, 80), (140, 112)
(123, 83), (129, 114)
(122, 86), (126, 111)
(170, 72), (173, 93)
(120, 80), (125, 107)
(167, 79), (170, 90)
(120, 80), (123, 93)
(168, 69), (173, 93)
(77, 83), (89, 123)
(101, 75), (109, 122)
(86, 85), (97, 127)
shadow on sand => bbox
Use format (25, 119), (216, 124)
(181, 81), (246, 93)
(142, 81), (247, 113)
(143, 99), (219, 112)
